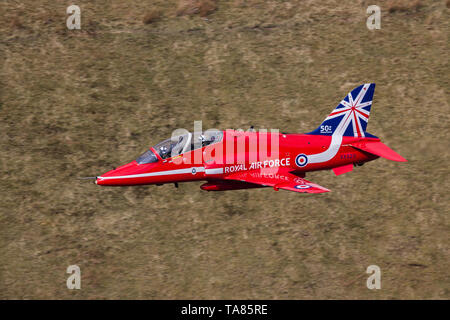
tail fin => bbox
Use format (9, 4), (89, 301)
(308, 83), (377, 138)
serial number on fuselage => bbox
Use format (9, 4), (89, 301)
(224, 157), (291, 173)
(340, 153), (357, 160)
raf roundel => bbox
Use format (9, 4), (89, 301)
(295, 154), (308, 167)
(294, 185), (311, 189)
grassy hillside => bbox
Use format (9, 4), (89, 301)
(0, 0), (448, 299)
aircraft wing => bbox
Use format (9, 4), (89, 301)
(225, 168), (330, 194)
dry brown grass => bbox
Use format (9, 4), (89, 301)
(143, 9), (162, 24)
(10, 17), (24, 29)
(198, 0), (217, 17)
(176, 0), (217, 17)
(387, 0), (424, 13)
(0, 0), (448, 300)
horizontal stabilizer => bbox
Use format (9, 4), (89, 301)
(351, 141), (407, 162)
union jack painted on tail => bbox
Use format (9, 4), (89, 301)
(308, 83), (377, 138)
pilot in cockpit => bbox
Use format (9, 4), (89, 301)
(149, 131), (223, 161)
(198, 134), (216, 147)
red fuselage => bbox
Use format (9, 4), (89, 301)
(95, 130), (378, 189)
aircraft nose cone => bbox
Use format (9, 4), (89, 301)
(96, 175), (113, 186)
(95, 160), (160, 186)
(95, 161), (142, 186)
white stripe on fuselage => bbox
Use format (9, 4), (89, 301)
(308, 108), (353, 164)
(98, 166), (225, 181)
(205, 168), (223, 175)
(98, 167), (206, 180)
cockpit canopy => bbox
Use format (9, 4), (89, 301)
(136, 149), (158, 164)
(136, 130), (223, 164)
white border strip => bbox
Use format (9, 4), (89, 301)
(205, 168), (223, 175)
(98, 167), (205, 180)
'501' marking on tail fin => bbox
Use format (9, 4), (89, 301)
(320, 125), (333, 134)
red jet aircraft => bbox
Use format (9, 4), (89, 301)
(93, 84), (406, 193)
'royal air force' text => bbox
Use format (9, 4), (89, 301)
(224, 157), (290, 173)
